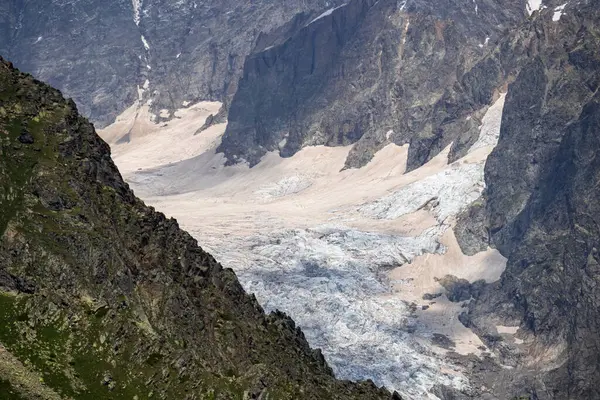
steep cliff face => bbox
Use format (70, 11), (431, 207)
(0, 0), (142, 128)
(0, 0), (343, 127)
(0, 59), (395, 399)
(218, 0), (526, 167)
(453, 2), (600, 398)
(138, 0), (346, 118)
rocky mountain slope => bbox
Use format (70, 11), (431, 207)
(459, 2), (600, 398)
(0, 58), (396, 400)
(0, 0), (343, 127)
(218, 0), (526, 167)
(4, 0), (600, 398)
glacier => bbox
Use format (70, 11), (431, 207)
(99, 94), (507, 399)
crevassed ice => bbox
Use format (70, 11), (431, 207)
(254, 175), (313, 200)
(358, 162), (485, 222)
(200, 224), (465, 398)
(360, 95), (505, 225)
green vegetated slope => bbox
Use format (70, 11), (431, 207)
(0, 58), (394, 400)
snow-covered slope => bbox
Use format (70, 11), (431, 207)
(99, 93), (507, 398)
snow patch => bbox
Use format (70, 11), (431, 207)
(309, 4), (346, 25)
(496, 325), (519, 335)
(176, 53), (181, 59)
(132, 0), (142, 26)
(278, 137), (287, 149)
(141, 35), (150, 50)
(552, 3), (567, 21)
(401, 19), (411, 47)
(182, 100), (191, 107)
(34, 36), (42, 44)
(526, 0), (543, 15)
(136, 80), (150, 102)
(469, 93), (506, 152)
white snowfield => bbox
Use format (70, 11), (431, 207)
(99, 93), (509, 399)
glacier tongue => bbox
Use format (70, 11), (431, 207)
(205, 224), (466, 396)
(99, 94), (507, 399)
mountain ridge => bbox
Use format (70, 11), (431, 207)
(3, 0), (600, 398)
(218, 0), (526, 168)
(0, 0), (345, 128)
(0, 57), (395, 400)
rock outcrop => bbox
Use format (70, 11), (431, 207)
(218, 0), (526, 167)
(448, 1), (600, 398)
(0, 0), (344, 127)
(0, 58), (395, 399)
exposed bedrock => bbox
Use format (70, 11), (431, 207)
(457, 2), (600, 398)
(219, 0), (526, 168)
(0, 0), (344, 127)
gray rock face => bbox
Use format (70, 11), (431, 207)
(436, 275), (485, 303)
(454, 197), (489, 256)
(218, 0), (526, 167)
(0, 0), (142, 127)
(459, 2), (600, 398)
(140, 0), (345, 117)
(0, 0), (342, 127)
